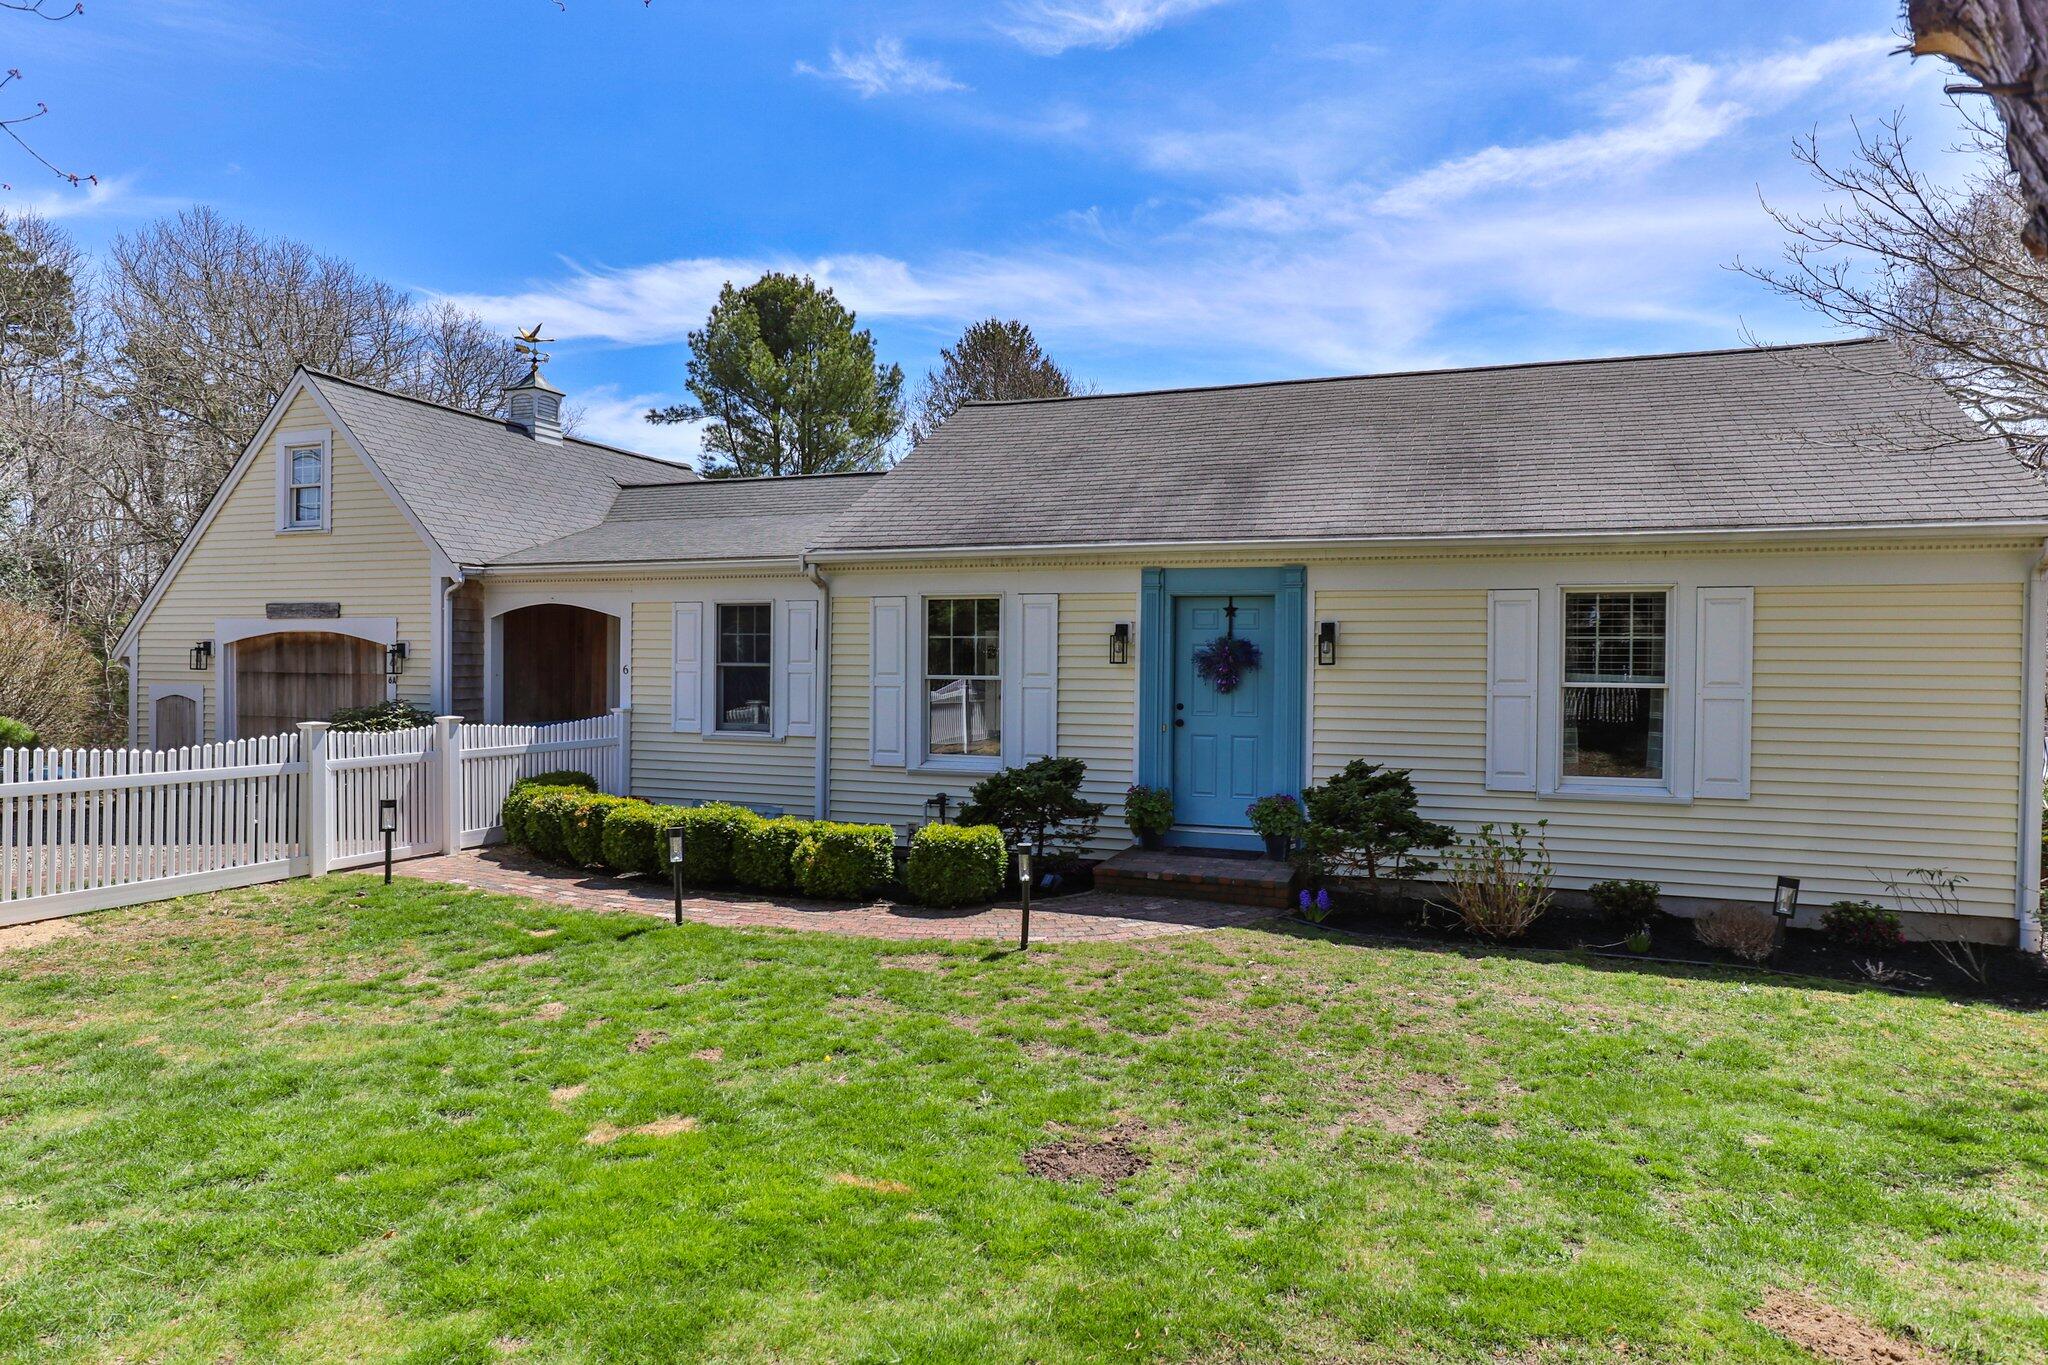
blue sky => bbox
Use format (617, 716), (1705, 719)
(7, 0), (1976, 464)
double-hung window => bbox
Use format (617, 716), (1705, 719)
(716, 603), (772, 733)
(283, 442), (326, 530)
(925, 597), (1001, 759)
(1561, 590), (1668, 783)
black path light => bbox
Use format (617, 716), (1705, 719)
(1016, 845), (1034, 951)
(667, 824), (688, 926)
(1772, 874), (1802, 922)
(922, 792), (952, 825)
(377, 798), (398, 884)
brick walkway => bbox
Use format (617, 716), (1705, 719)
(394, 848), (1279, 943)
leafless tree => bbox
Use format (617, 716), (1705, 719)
(0, 1), (93, 193)
(1736, 110), (2048, 467)
(1905, 0), (2048, 257)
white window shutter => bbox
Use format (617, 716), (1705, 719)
(869, 596), (908, 767)
(1693, 587), (1754, 799)
(671, 601), (703, 732)
(782, 598), (818, 739)
(1485, 589), (1540, 792)
(1018, 593), (1059, 761)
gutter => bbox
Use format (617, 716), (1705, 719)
(801, 552), (830, 821)
(441, 569), (466, 716)
(2021, 539), (2048, 953)
(464, 556), (801, 579)
(803, 518), (2048, 565)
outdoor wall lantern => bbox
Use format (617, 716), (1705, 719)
(385, 641), (409, 678)
(1109, 622), (1131, 666)
(666, 824), (688, 925)
(1317, 620), (1338, 666)
(923, 792), (952, 825)
(377, 798), (398, 884)
(188, 640), (213, 671)
(1772, 874), (1801, 921)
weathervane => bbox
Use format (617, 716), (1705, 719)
(513, 324), (554, 375)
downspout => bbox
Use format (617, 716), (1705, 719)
(2020, 540), (2047, 953)
(441, 569), (467, 719)
(802, 552), (830, 820)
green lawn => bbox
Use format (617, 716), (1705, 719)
(2, 879), (2045, 1363)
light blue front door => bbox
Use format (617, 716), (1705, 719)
(1172, 595), (1274, 830)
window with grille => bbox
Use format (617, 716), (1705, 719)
(925, 597), (1001, 759)
(716, 603), (772, 733)
(1561, 590), (1668, 782)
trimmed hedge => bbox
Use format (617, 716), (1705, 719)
(733, 817), (810, 892)
(668, 803), (760, 886)
(522, 787), (591, 864)
(906, 823), (1006, 908)
(601, 802), (689, 877)
(514, 770), (599, 794)
(794, 822), (895, 901)
(564, 793), (638, 868)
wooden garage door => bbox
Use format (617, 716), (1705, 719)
(233, 633), (385, 738)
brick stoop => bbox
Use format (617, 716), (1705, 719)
(1094, 846), (1296, 910)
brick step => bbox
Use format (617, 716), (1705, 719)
(1093, 846), (1296, 910)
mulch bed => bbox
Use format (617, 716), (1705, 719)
(1295, 895), (2048, 1009)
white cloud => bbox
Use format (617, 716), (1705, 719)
(567, 385), (705, 467)
(1001, 0), (1232, 55)
(0, 176), (169, 222)
(796, 37), (964, 98)
(1373, 34), (1896, 216)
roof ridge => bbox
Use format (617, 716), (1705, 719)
(613, 470), (888, 489)
(301, 367), (693, 474)
(959, 337), (1890, 409)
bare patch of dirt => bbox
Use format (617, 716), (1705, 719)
(690, 1047), (723, 1062)
(1748, 1291), (1941, 1364)
(584, 1115), (698, 1144)
(548, 1083), (586, 1109)
(879, 952), (952, 971)
(831, 1173), (915, 1195)
(472, 953), (549, 974)
(629, 1030), (667, 1053)
(533, 1001), (568, 1022)
(525, 929), (558, 939)
(1023, 1120), (1150, 1193)
(0, 919), (87, 953)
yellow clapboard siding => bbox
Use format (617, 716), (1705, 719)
(1310, 582), (2023, 916)
(133, 389), (435, 745)
(627, 601), (818, 816)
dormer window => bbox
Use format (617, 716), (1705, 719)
(277, 432), (331, 532)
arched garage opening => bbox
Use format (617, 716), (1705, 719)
(232, 632), (385, 738)
(498, 603), (619, 725)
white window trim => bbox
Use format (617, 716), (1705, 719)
(912, 591), (1008, 775)
(1539, 583), (1694, 803)
(275, 429), (332, 534)
(707, 600), (777, 740)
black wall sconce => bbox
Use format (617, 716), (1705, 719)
(1316, 620), (1338, 666)
(188, 640), (214, 671)
(385, 641), (409, 678)
(1772, 874), (1801, 921)
(1109, 621), (1131, 666)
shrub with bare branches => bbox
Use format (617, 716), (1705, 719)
(1436, 820), (1552, 940)
(0, 596), (101, 744)
(1695, 905), (1780, 964)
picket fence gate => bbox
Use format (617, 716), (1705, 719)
(0, 709), (628, 927)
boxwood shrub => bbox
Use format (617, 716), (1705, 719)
(601, 802), (688, 877)
(513, 770), (598, 795)
(793, 822), (895, 900)
(521, 787), (588, 863)
(564, 793), (638, 869)
(733, 817), (811, 892)
(669, 803), (761, 886)
(906, 823), (1006, 907)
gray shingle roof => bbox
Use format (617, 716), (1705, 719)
(492, 473), (884, 566)
(307, 371), (697, 564)
(812, 339), (2048, 554)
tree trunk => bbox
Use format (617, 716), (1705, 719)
(1908, 0), (2048, 256)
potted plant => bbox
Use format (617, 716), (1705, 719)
(1246, 793), (1306, 861)
(1123, 784), (1173, 849)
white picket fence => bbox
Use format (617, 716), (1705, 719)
(0, 709), (628, 926)
(457, 713), (629, 847)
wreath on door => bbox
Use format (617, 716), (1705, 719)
(1193, 597), (1263, 694)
